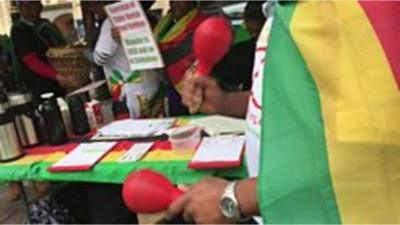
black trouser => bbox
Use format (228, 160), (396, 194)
(53, 182), (137, 224)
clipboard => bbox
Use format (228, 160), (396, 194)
(188, 136), (245, 169)
(48, 142), (117, 172)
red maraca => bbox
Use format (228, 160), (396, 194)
(122, 169), (184, 213)
(190, 17), (233, 113)
(193, 17), (233, 76)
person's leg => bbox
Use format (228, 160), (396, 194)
(87, 183), (137, 224)
(51, 182), (91, 223)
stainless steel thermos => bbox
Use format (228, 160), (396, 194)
(8, 92), (41, 147)
(0, 99), (23, 162)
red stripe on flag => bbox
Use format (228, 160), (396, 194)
(359, 1), (400, 89)
(26, 143), (79, 155)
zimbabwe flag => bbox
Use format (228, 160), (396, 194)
(258, 1), (400, 223)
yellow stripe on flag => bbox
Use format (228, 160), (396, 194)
(4, 155), (46, 166)
(142, 149), (194, 162)
(43, 152), (65, 162)
(291, 1), (400, 223)
(102, 152), (125, 162)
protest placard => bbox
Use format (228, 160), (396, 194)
(105, 1), (164, 71)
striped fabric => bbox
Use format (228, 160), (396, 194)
(258, 1), (400, 224)
(0, 117), (247, 185)
(0, 140), (246, 185)
(154, 9), (206, 93)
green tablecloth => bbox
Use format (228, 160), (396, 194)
(0, 116), (247, 185)
(0, 157), (247, 185)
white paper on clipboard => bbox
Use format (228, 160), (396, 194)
(188, 136), (245, 169)
(190, 115), (246, 136)
(96, 118), (175, 138)
(49, 142), (117, 171)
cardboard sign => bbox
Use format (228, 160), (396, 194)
(105, 1), (164, 71)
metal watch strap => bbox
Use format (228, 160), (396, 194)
(225, 181), (236, 198)
(224, 182), (251, 222)
(220, 181), (248, 221)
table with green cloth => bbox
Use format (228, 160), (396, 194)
(0, 117), (248, 185)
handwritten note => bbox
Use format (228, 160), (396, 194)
(105, 0), (164, 71)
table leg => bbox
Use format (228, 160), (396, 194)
(17, 182), (30, 218)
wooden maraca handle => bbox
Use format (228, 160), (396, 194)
(189, 88), (203, 114)
(184, 63), (203, 114)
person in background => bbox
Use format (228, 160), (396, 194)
(166, 9), (271, 222)
(87, 1), (128, 116)
(243, 1), (266, 38)
(10, 0), (78, 99)
(111, 0), (207, 116)
(0, 45), (14, 92)
(88, 0), (162, 119)
(162, 3), (272, 222)
(88, 0), (110, 39)
(212, 1), (266, 92)
(154, 0), (207, 116)
(139, 0), (159, 28)
(1, 44), (51, 202)
(53, 14), (78, 45)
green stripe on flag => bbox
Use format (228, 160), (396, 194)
(110, 70), (124, 85)
(126, 71), (142, 83)
(258, 2), (341, 224)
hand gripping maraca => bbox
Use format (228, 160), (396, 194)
(122, 169), (184, 213)
(189, 17), (233, 114)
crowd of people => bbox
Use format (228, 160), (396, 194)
(1, 0), (399, 224)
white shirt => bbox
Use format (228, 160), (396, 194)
(94, 19), (130, 74)
(94, 18), (160, 118)
(245, 18), (273, 177)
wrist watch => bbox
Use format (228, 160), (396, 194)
(219, 181), (243, 221)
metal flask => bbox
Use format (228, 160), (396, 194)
(40, 93), (68, 146)
(0, 100), (23, 162)
(67, 95), (90, 135)
(8, 92), (41, 148)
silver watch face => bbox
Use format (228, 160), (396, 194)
(220, 197), (237, 218)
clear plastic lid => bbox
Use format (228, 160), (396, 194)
(168, 125), (202, 152)
(41, 92), (54, 100)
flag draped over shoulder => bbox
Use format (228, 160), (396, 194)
(258, 1), (400, 224)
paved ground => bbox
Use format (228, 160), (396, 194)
(0, 182), (33, 224)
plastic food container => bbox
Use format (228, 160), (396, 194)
(168, 125), (201, 154)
